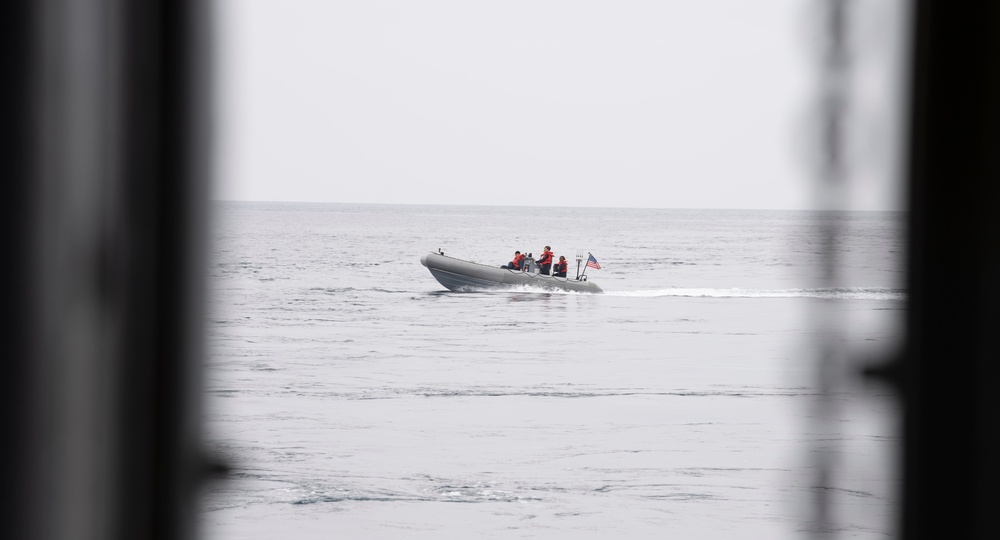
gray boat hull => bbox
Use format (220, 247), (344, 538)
(420, 252), (603, 294)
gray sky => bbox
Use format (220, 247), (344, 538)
(213, 0), (906, 210)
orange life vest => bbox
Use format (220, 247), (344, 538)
(556, 260), (568, 273)
(538, 250), (554, 265)
(513, 254), (525, 268)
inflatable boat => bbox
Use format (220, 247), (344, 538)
(420, 251), (603, 294)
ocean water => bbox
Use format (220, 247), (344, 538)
(202, 203), (905, 539)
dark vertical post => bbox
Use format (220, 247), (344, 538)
(115, 2), (214, 539)
(0, 1), (213, 539)
(0, 2), (39, 539)
(902, 1), (1000, 539)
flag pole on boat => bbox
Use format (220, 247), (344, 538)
(581, 252), (601, 280)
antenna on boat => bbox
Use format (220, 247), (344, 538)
(575, 251), (584, 280)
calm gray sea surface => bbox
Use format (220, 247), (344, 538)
(202, 202), (905, 539)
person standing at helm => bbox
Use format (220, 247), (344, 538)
(553, 256), (568, 278)
(537, 246), (554, 275)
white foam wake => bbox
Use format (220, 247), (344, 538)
(454, 283), (591, 295)
(608, 287), (906, 301)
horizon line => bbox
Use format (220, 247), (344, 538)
(209, 198), (905, 213)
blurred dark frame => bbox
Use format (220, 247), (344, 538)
(2, 1), (213, 539)
(1, 1), (997, 539)
(897, 2), (1000, 539)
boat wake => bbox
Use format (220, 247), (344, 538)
(608, 287), (906, 301)
(450, 283), (597, 295)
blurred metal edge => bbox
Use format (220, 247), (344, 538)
(901, 1), (1000, 539)
(1, 1), (215, 539)
(0, 0), (41, 537)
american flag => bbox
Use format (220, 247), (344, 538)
(586, 253), (601, 270)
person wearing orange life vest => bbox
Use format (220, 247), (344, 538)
(501, 251), (525, 270)
(553, 256), (568, 277)
(536, 246), (554, 275)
